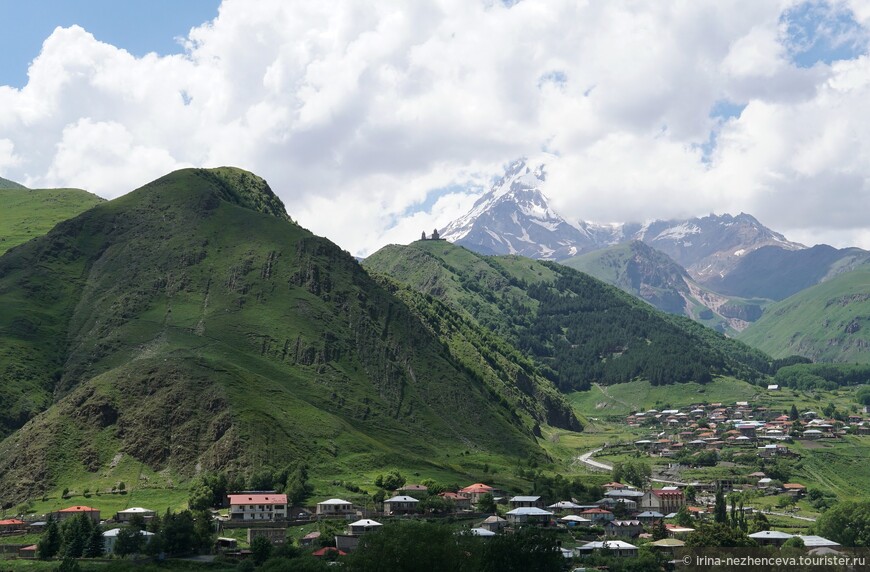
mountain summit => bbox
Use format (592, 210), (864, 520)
(0, 167), (546, 504)
(440, 159), (804, 283)
(625, 213), (804, 283)
(440, 159), (617, 259)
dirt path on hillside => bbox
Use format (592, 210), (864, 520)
(593, 383), (632, 410)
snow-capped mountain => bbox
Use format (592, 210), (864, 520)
(441, 158), (804, 282)
(624, 214), (805, 284)
(440, 159), (617, 259)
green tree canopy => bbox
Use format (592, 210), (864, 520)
(815, 501), (870, 547)
(113, 527), (145, 557)
(37, 517), (61, 559)
(251, 535), (274, 565)
(685, 523), (758, 547)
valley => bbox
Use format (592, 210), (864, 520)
(0, 167), (868, 569)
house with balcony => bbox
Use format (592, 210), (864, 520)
(228, 494), (288, 521)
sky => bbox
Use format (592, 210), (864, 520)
(1, 0), (870, 256)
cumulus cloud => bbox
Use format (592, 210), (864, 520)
(0, 0), (869, 253)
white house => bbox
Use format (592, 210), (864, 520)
(115, 507), (156, 523)
(228, 494), (288, 521)
(347, 519), (382, 536)
(316, 498), (354, 516)
(505, 507), (553, 525)
(575, 540), (638, 558)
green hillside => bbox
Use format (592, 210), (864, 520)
(560, 241), (770, 334)
(363, 240), (772, 392)
(561, 241), (691, 315)
(0, 176), (28, 190)
(0, 168), (544, 505)
(705, 244), (870, 301)
(738, 265), (870, 362)
(0, 186), (104, 255)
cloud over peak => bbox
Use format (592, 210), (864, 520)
(1, 0), (869, 255)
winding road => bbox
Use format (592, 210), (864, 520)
(577, 447), (613, 472)
(576, 447), (817, 522)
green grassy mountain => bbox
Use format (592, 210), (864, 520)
(738, 264), (870, 362)
(560, 241), (770, 334)
(0, 167), (547, 505)
(704, 244), (870, 301)
(0, 176), (28, 190)
(0, 185), (104, 255)
(363, 240), (773, 393)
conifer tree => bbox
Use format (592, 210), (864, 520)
(714, 486), (727, 524)
(38, 516), (61, 559)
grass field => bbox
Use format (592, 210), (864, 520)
(567, 377), (762, 420)
(0, 187), (103, 255)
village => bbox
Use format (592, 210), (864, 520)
(2, 394), (865, 567)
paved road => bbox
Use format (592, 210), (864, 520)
(765, 510), (817, 522)
(576, 447), (688, 485)
(577, 447), (612, 471)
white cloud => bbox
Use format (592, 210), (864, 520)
(0, 0), (869, 252)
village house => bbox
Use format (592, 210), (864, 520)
(115, 507), (156, 523)
(757, 443), (790, 458)
(548, 500), (583, 514)
(0, 519), (27, 534)
(397, 484), (428, 495)
(439, 492), (472, 510)
(604, 520), (643, 539)
(458, 483), (495, 504)
(53, 506), (101, 524)
(335, 519), (383, 552)
(18, 545), (37, 559)
(749, 530), (794, 547)
(606, 489), (645, 502)
(640, 489), (685, 513)
(580, 508), (615, 523)
(347, 518), (383, 536)
(665, 524), (695, 538)
(103, 528), (155, 554)
(576, 540), (638, 558)
(316, 498), (354, 517)
(559, 514), (593, 527)
(383, 495), (419, 515)
(478, 515), (508, 532)
(228, 493), (288, 521)
(636, 510), (665, 523)
(602, 482), (628, 491)
(508, 495), (542, 509)
(783, 483), (807, 498)
(504, 507), (553, 525)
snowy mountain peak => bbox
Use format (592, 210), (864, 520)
(440, 158), (598, 259)
(439, 158), (805, 276)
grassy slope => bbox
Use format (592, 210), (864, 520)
(0, 168), (540, 506)
(364, 240), (772, 391)
(0, 176), (28, 190)
(556, 378), (870, 502)
(738, 265), (870, 362)
(561, 241), (771, 334)
(0, 187), (104, 255)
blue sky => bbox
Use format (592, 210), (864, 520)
(1, 0), (870, 255)
(0, 0), (220, 87)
